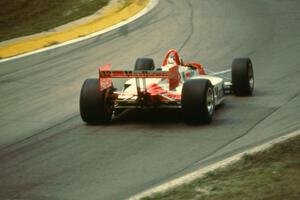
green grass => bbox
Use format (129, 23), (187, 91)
(144, 135), (300, 200)
(0, 0), (110, 42)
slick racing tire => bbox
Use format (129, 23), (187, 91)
(134, 58), (155, 70)
(231, 58), (254, 96)
(182, 79), (215, 124)
(80, 78), (113, 124)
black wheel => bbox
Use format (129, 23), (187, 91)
(231, 58), (254, 96)
(80, 78), (113, 124)
(134, 58), (155, 70)
(181, 79), (215, 124)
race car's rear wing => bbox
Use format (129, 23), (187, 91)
(98, 64), (180, 91)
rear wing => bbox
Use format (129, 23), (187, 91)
(98, 64), (180, 91)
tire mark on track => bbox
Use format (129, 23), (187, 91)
(178, 0), (194, 53)
(0, 114), (79, 156)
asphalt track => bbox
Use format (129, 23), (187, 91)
(0, 0), (299, 199)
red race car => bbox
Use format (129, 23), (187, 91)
(80, 49), (254, 124)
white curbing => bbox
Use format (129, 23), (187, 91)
(128, 129), (300, 200)
(0, 0), (159, 63)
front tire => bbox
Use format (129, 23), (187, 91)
(182, 79), (215, 124)
(231, 58), (254, 96)
(80, 78), (113, 124)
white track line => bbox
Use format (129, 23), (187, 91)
(0, 0), (159, 63)
(210, 69), (231, 75)
(128, 129), (300, 200)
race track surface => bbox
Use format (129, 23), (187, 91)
(0, 0), (300, 199)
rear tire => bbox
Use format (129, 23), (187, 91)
(231, 58), (254, 96)
(182, 79), (215, 124)
(80, 79), (113, 124)
(134, 58), (155, 70)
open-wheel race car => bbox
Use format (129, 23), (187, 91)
(80, 49), (254, 124)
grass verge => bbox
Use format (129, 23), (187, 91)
(144, 135), (300, 200)
(0, 0), (110, 42)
